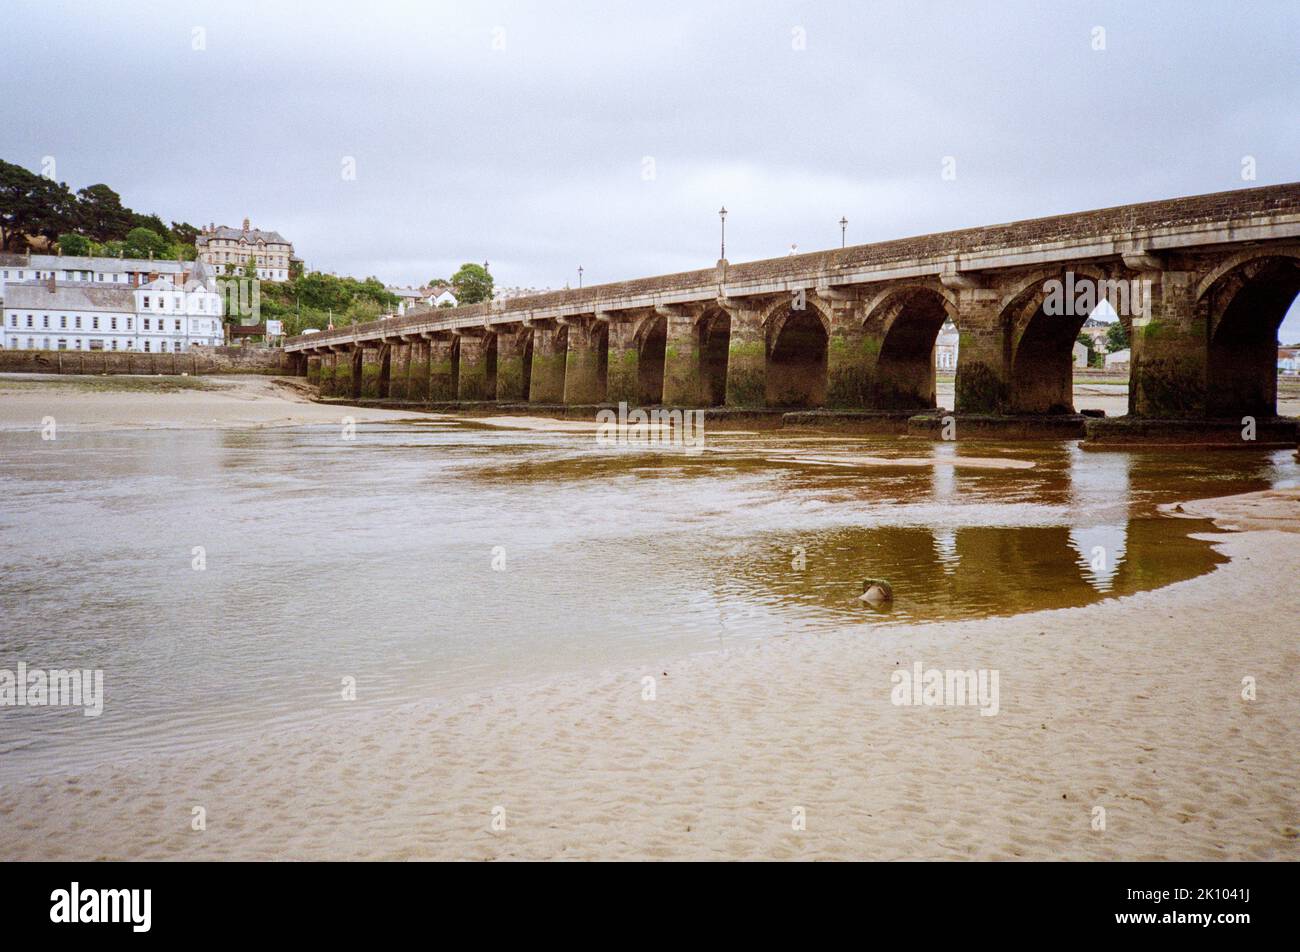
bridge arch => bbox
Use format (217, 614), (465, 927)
(697, 306), (731, 406)
(862, 283), (957, 409)
(378, 344), (392, 398)
(633, 311), (666, 403)
(1199, 250), (1300, 418)
(1003, 265), (1111, 414)
(349, 346), (363, 400)
(763, 294), (831, 407)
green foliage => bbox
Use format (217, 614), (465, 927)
(170, 221), (200, 246)
(449, 262), (493, 305)
(58, 233), (91, 256)
(254, 272), (401, 335)
(0, 160), (199, 261)
(75, 184), (134, 241)
(1105, 320), (1130, 353)
(123, 226), (171, 259)
(0, 159), (77, 251)
(131, 212), (169, 236)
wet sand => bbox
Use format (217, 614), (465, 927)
(0, 375), (1296, 860)
(0, 373), (429, 430)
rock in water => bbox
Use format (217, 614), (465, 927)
(860, 578), (894, 603)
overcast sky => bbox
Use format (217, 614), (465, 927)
(3, 0), (1298, 337)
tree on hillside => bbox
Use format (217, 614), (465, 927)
(170, 220), (200, 247)
(132, 212), (169, 236)
(449, 262), (493, 305)
(75, 184), (135, 241)
(0, 160), (75, 251)
(1105, 319), (1130, 353)
(58, 233), (91, 256)
(123, 226), (171, 259)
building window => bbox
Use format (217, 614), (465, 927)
(174, 319), (181, 331)
(143, 318), (150, 330)
(111, 340), (117, 351)
(144, 341), (150, 352)
(57, 339), (67, 350)
(60, 316), (67, 328)
(173, 341), (182, 352)
(42, 315), (49, 328)
(111, 317), (117, 330)
(26, 338), (34, 349)
(92, 316), (99, 329)
(25, 314), (32, 327)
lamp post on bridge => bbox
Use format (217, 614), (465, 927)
(718, 205), (727, 262)
(840, 216), (848, 249)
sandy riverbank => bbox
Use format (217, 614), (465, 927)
(0, 373), (430, 430)
(1, 486), (1295, 861)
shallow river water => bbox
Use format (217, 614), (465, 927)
(1, 418), (1296, 777)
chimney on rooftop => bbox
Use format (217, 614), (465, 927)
(243, 217), (250, 231)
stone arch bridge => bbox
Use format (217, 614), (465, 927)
(285, 183), (1300, 435)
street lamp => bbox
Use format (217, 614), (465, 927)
(578, 265), (584, 288)
(718, 206), (727, 261)
(840, 216), (848, 249)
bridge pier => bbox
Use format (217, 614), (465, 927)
(306, 354), (322, 387)
(528, 323), (567, 403)
(387, 340), (411, 400)
(318, 352), (337, 395)
(407, 336), (431, 402)
(721, 302), (766, 407)
(605, 315), (641, 404)
(953, 288), (1010, 414)
(456, 331), (497, 401)
(358, 343), (384, 399)
(496, 325), (532, 401)
(1128, 268), (1206, 418)
(563, 317), (607, 404)
(428, 334), (459, 401)
(661, 307), (703, 405)
(333, 346), (359, 399)
(823, 295), (872, 408)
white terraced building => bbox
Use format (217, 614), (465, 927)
(2, 262), (224, 353)
(0, 252), (188, 298)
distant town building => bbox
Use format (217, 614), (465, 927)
(2, 260), (224, 353)
(196, 218), (295, 282)
(1279, 346), (1300, 375)
(1079, 316), (1112, 353)
(493, 285), (553, 303)
(386, 285), (458, 315)
(1072, 340), (1089, 368)
(1104, 348), (1131, 371)
(934, 319), (959, 371)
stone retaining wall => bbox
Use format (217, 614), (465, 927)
(0, 346), (292, 376)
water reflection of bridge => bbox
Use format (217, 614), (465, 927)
(731, 447), (1232, 621)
